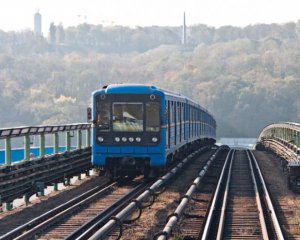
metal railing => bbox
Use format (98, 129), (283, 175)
(257, 122), (300, 156)
(0, 123), (91, 166)
(0, 123), (92, 211)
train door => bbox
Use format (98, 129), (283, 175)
(168, 101), (171, 148)
(197, 109), (199, 137)
(177, 102), (181, 144)
(188, 104), (191, 139)
(200, 110), (203, 137)
(196, 108), (198, 137)
(180, 102), (183, 143)
(174, 101), (177, 145)
(166, 100), (170, 149)
(183, 103), (186, 141)
(191, 106), (194, 138)
(204, 113), (207, 136)
(185, 102), (187, 140)
(170, 101), (174, 147)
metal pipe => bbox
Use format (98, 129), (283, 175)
(5, 202), (12, 211)
(40, 133), (45, 157)
(5, 137), (11, 165)
(86, 128), (91, 147)
(66, 132), (71, 151)
(77, 129), (82, 149)
(24, 135), (30, 160)
(53, 183), (58, 191)
(53, 133), (59, 154)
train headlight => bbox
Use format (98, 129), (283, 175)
(129, 137), (134, 142)
(136, 137), (141, 142)
(122, 137), (127, 142)
(98, 137), (104, 142)
(152, 137), (158, 143)
(150, 94), (156, 100)
(115, 137), (120, 142)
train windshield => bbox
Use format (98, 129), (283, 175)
(146, 102), (160, 132)
(112, 103), (143, 132)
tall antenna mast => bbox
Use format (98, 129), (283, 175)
(182, 12), (186, 45)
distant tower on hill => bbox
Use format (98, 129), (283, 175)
(182, 12), (186, 45)
(34, 11), (42, 36)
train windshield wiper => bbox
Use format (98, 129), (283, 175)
(98, 124), (109, 130)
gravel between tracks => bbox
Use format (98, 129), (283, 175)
(0, 174), (109, 235)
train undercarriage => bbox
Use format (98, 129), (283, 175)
(100, 138), (215, 180)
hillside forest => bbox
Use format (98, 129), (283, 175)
(0, 22), (299, 137)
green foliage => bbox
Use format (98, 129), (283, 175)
(0, 22), (299, 137)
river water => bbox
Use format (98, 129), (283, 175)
(217, 138), (257, 149)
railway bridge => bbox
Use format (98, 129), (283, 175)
(0, 121), (300, 239)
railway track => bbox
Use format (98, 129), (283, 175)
(40, 179), (148, 240)
(0, 179), (149, 240)
(171, 148), (229, 238)
(202, 149), (284, 240)
(1, 146), (212, 239)
(81, 146), (217, 239)
(88, 146), (227, 240)
(117, 149), (220, 239)
(254, 150), (300, 239)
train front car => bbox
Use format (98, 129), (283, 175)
(91, 85), (165, 178)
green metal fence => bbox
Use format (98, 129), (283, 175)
(0, 123), (91, 166)
(0, 123), (92, 211)
(258, 122), (300, 153)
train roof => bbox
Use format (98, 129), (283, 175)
(93, 84), (215, 120)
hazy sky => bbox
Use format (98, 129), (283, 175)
(1, 0), (300, 34)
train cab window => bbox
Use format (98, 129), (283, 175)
(112, 103), (143, 132)
(146, 102), (160, 132)
(96, 102), (110, 131)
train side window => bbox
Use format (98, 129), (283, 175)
(164, 101), (168, 121)
(173, 101), (176, 124)
(191, 106), (193, 137)
(170, 101), (173, 123)
(188, 104), (191, 138)
(183, 103), (186, 140)
(96, 101), (110, 131)
(167, 100), (170, 148)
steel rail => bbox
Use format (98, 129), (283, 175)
(66, 180), (153, 240)
(249, 150), (285, 240)
(215, 148), (234, 240)
(201, 149), (233, 240)
(87, 146), (209, 240)
(215, 150), (269, 239)
(155, 146), (227, 240)
(246, 150), (269, 239)
(0, 181), (116, 240)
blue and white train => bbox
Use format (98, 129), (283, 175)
(90, 84), (216, 178)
